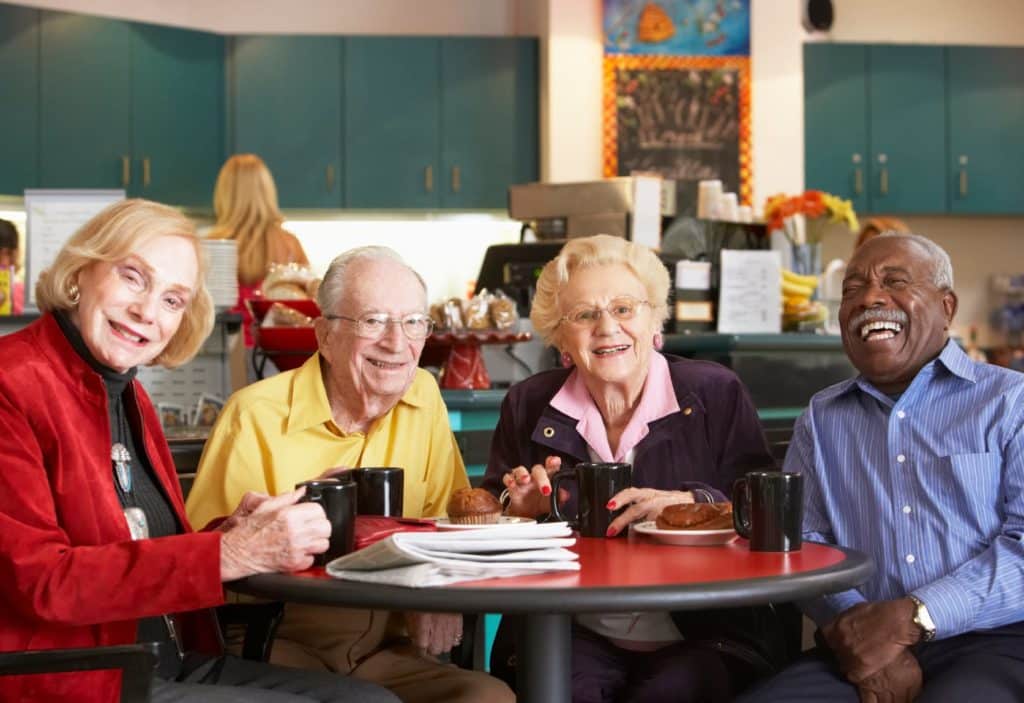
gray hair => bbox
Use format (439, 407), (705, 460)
(876, 231), (954, 290)
(317, 245), (427, 315)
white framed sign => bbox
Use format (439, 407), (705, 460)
(717, 249), (783, 334)
(25, 189), (125, 307)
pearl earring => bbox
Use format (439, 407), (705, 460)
(653, 333), (664, 350)
(560, 351), (573, 367)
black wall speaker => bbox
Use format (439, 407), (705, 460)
(803, 0), (834, 32)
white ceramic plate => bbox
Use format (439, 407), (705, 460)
(433, 516), (536, 531)
(632, 521), (738, 546)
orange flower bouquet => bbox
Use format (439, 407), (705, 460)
(763, 190), (859, 245)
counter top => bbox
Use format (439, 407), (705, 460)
(662, 332), (844, 353)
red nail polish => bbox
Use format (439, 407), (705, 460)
(541, 486), (551, 496)
(607, 500), (616, 509)
(606, 527), (617, 537)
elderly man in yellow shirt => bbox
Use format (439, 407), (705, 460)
(186, 246), (513, 703)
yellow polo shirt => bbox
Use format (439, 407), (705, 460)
(186, 353), (468, 528)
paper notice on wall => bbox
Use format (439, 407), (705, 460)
(717, 249), (782, 334)
(25, 189), (125, 307)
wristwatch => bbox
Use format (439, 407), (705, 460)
(908, 595), (936, 642)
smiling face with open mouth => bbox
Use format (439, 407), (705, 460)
(557, 263), (659, 391)
(317, 257), (428, 409)
(70, 234), (197, 373)
(839, 237), (957, 394)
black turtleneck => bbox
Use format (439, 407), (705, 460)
(54, 311), (180, 538)
(54, 311), (183, 674)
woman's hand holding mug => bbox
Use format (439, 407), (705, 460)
(501, 456), (565, 518)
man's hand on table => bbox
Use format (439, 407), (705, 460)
(855, 650), (922, 703)
(605, 488), (695, 537)
(502, 456), (567, 518)
(219, 488), (331, 581)
(404, 612), (463, 657)
(823, 598), (921, 683)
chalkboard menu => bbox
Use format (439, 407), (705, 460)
(603, 56), (751, 215)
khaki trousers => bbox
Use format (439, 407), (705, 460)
(256, 603), (513, 703)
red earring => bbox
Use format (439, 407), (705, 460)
(653, 333), (664, 350)
(560, 352), (573, 367)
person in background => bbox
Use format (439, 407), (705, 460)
(854, 216), (909, 250)
(187, 246), (514, 703)
(0, 218), (25, 313)
(209, 153), (309, 347)
(481, 234), (783, 703)
(740, 234), (1024, 702)
(0, 199), (398, 703)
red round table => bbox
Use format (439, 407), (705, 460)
(230, 535), (872, 703)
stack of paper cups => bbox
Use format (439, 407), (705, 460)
(719, 193), (739, 221)
(697, 180), (723, 219)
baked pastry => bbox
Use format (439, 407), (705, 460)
(656, 502), (733, 531)
(446, 488), (502, 525)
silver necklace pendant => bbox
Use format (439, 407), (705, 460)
(111, 442), (132, 494)
(123, 507), (149, 541)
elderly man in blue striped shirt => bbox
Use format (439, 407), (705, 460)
(742, 234), (1024, 703)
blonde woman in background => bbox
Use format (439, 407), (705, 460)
(854, 216), (909, 250)
(210, 154), (309, 347)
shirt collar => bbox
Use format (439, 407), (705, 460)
(839, 337), (974, 402)
(285, 353), (429, 435)
(550, 351), (680, 462)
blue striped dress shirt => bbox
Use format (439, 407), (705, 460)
(786, 340), (1024, 639)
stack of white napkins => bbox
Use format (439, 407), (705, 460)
(325, 521), (578, 587)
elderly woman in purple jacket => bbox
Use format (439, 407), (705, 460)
(481, 235), (778, 703)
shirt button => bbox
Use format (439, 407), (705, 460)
(897, 410), (906, 419)
(897, 454), (906, 463)
(906, 554), (916, 564)
(903, 505), (912, 514)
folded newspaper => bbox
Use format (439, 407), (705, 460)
(325, 521), (579, 587)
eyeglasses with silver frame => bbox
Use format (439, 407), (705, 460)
(325, 312), (435, 340)
(558, 296), (652, 328)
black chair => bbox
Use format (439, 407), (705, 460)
(0, 642), (159, 703)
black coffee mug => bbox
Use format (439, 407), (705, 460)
(296, 479), (357, 565)
(732, 471), (803, 552)
(349, 467), (404, 517)
(550, 462), (632, 537)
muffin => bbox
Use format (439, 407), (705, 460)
(446, 488), (503, 525)
(656, 502), (733, 531)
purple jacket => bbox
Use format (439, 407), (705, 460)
(482, 354), (774, 508)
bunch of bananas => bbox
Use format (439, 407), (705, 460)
(781, 270), (826, 329)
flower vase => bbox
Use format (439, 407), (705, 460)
(790, 242), (822, 278)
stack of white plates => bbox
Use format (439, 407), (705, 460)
(200, 239), (238, 309)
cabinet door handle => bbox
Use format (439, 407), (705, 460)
(326, 164), (335, 192)
(121, 155), (131, 188)
(877, 153), (889, 196)
(852, 153), (863, 195)
(451, 166), (461, 193)
(424, 165), (434, 192)
(142, 157), (151, 188)
(958, 155), (969, 197)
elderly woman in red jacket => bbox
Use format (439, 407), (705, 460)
(0, 199), (398, 703)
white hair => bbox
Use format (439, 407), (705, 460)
(316, 245), (427, 314)
(876, 231), (954, 290)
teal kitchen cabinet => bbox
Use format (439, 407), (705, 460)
(131, 24), (224, 207)
(803, 43), (869, 214)
(345, 37), (539, 209)
(344, 38), (441, 209)
(947, 46), (1024, 215)
(867, 45), (946, 214)
(39, 12), (132, 191)
(230, 36), (343, 208)
(38, 10), (223, 205)
(0, 4), (39, 196)
(441, 38), (538, 209)
(804, 43), (946, 214)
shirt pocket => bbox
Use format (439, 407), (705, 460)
(943, 452), (1002, 535)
